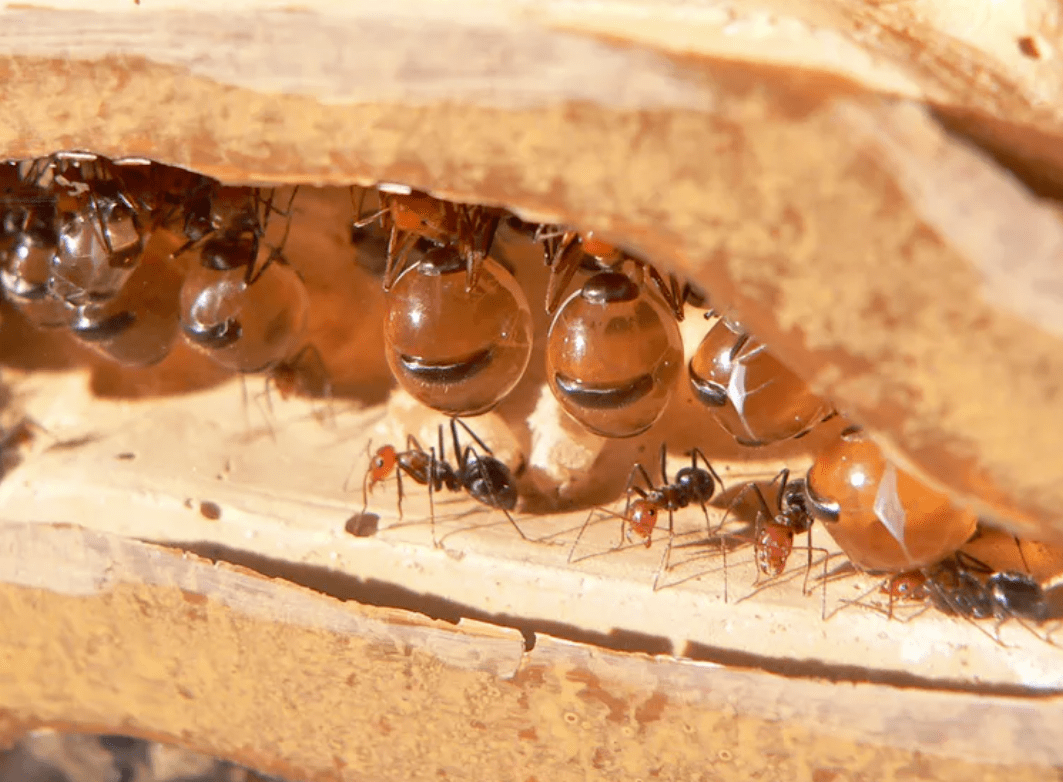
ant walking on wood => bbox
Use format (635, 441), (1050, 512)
(569, 444), (724, 590)
(359, 417), (524, 547)
(716, 469), (832, 611)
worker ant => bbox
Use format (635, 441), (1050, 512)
(832, 542), (1055, 646)
(716, 469), (832, 609)
(360, 418), (524, 546)
(569, 444), (724, 590)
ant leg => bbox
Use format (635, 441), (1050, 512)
(925, 576), (1008, 647)
(652, 509), (676, 592)
(830, 576), (892, 621)
(568, 506), (629, 563)
(747, 483), (777, 590)
(569, 507), (600, 564)
(689, 447), (726, 496)
(357, 444), (374, 513)
(1013, 535), (1032, 574)
(802, 525), (815, 596)
(395, 464), (405, 522)
(346, 439), (372, 498)
(428, 447), (440, 549)
(954, 550), (994, 575)
(717, 483), (765, 604)
(623, 462), (655, 520)
(460, 206), (500, 291)
(816, 543), (830, 620)
(464, 445), (529, 541)
(252, 377), (278, 443)
(544, 232), (585, 314)
(658, 443), (669, 486)
(351, 201), (387, 229)
(452, 417), (493, 455)
(642, 263), (684, 321)
(382, 228), (418, 290)
(86, 190), (116, 256)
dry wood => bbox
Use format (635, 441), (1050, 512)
(3, 523), (1063, 782)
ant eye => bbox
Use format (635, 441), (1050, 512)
(383, 247), (532, 416)
(805, 430), (976, 572)
(546, 270), (682, 437)
(689, 319), (832, 446)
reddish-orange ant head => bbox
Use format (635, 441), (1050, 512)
(366, 445), (398, 492)
(755, 524), (794, 578)
(270, 363), (299, 401)
(384, 191), (457, 244)
(881, 571), (929, 601)
(628, 500), (659, 546)
(580, 232), (623, 264)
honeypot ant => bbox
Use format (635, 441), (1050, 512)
(569, 444), (724, 590)
(688, 315), (835, 447)
(546, 262), (687, 437)
(352, 184), (502, 290)
(360, 417), (525, 546)
(381, 242), (533, 416)
(537, 227), (697, 319)
(178, 187), (311, 373)
(0, 160), (70, 327)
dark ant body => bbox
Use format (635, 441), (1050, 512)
(929, 551), (1050, 626)
(836, 545), (1053, 645)
(570, 445), (723, 590)
(361, 418), (524, 546)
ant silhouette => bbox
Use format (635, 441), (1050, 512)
(359, 417), (524, 547)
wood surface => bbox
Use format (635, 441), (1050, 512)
(3, 523), (1063, 782)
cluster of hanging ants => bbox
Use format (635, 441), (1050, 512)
(0, 152), (1056, 646)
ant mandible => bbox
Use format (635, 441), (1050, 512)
(361, 417), (524, 547)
